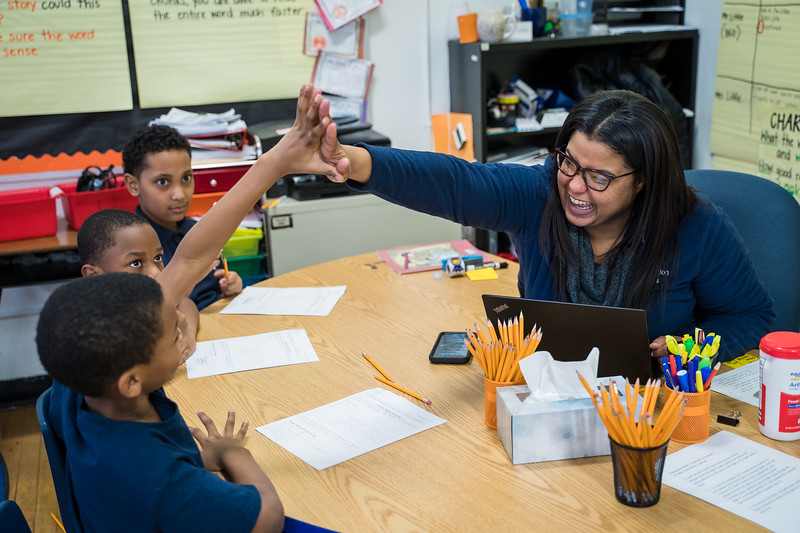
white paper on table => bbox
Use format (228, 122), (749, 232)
(662, 431), (798, 533)
(710, 361), (760, 407)
(220, 286), (346, 316)
(257, 388), (446, 470)
(186, 329), (318, 379)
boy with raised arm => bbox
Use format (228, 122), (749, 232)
(36, 85), (336, 532)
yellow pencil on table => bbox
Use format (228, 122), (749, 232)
(375, 374), (431, 405)
(362, 351), (393, 382)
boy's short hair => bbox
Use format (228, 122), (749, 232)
(37, 273), (164, 397)
(122, 124), (191, 178)
(77, 209), (150, 265)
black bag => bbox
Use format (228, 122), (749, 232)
(77, 165), (117, 192)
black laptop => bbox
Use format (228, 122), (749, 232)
(482, 294), (655, 381)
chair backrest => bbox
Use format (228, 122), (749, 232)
(36, 387), (83, 533)
(685, 169), (800, 332)
(283, 515), (340, 533)
(0, 500), (32, 533)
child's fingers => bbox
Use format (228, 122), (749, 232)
(196, 410), (220, 436)
(236, 420), (250, 442)
(223, 409), (237, 437)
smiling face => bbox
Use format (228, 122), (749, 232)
(125, 149), (194, 231)
(557, 131), (643, 245)
(90, 224), (165, 278)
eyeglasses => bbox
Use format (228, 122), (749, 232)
(555, 147), (638, 192)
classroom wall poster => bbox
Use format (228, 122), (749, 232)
(128, 0), (316, 108)
(0, 0), (132, 118)
(710, 0), (800, 202)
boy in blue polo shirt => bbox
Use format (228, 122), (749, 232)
(36, 85), (337, 532)
(122, 123), (243, 310)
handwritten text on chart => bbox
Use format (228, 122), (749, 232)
(149, 0), (304, 21)
(0, 0), (132, 116)
(759, 107), (800, 199)
(1, 0), (100, 58)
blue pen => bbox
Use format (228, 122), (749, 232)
(676, 369), (689, 392)
(661, 356), (676, 390)
(687, 358), (697, 393)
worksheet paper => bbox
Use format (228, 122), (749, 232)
(220, 286), (346, 316)
(186, 329), (318, 379)
(257, 388), (446, 470)
(710, 361), (760, 407)
(663, 431), (798, 533)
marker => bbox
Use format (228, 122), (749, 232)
(466, 261), (509, 271)
(668, 352), (678, 384)
(665, 335), (680, 355)
(661, 356), (676, 390)
(695, 369), (704, 393)
(687, 358), (697, 392)
(676, 369), (689, 392)
(700, 365), (712, 388)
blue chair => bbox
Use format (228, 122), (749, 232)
(685, 169), (800, 332)
(0, 500), (32, 533)
(36, 387), (83, 533)
(283, 515), (339, 532)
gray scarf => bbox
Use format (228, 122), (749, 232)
(565, 224), (630, 307)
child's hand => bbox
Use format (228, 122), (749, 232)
(215, 269), (243, 297)
(271, 84), (349, 182)
(189, 410), (249, 472)
(176, 309), (197, 363)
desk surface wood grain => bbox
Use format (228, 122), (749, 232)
(164, 252), (797, 532)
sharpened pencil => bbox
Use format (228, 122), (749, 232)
(362, 352), (393, 382)
(375, 374), (431, 405)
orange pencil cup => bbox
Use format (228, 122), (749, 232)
(666, 386), (710, 443)
(484, 376), (525, 429)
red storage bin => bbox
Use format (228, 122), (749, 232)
(0, 187), (58, 242)
(193, 163), (252, 193)
(59, 182), (139, 230)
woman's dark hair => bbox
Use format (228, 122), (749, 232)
(541, 89), (697, 309)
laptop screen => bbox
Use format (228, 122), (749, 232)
(482, 294), (655, 381)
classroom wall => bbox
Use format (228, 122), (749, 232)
(368, 0), (721, 166)
(1, 0), (722, 381)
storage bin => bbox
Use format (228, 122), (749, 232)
(223, 227), (263, 258)
(560, 13), (593, 37)
(59, 182), (138, 230)
(193, 164), (253, 193)
(225, 254), (264, 278)
(186, 191), (225, 217)
(0, 187), (58, 242)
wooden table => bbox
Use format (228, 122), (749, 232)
(165, 252), (798, 532)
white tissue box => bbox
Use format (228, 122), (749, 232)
(496, 385), (610, 464)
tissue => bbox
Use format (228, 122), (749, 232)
(519, 347), (599, 402)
